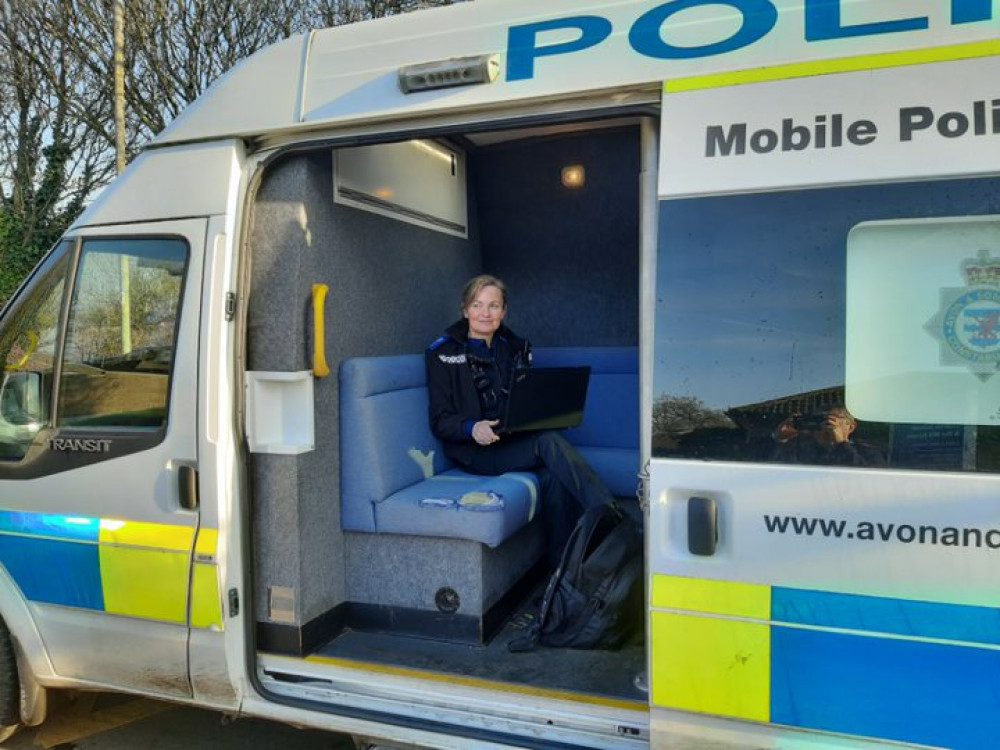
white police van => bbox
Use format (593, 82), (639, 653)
(0, 1), (997, 747)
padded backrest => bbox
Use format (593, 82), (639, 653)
(339, 355), (453, 532)
(532, 346), (639, 450)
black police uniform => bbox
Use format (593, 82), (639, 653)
(426, 319), (615, 563)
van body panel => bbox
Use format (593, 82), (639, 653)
(189, 215), (242, 708)
(30, 604), (191, 697)
(0, 2), (996, 747)
(649, 53), (1000, 749)
(71, 143), (244, 229)
(151, 0), (999, 148)
(154, 37), (309, 146)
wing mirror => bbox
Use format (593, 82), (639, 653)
(0, 370), (44, 427)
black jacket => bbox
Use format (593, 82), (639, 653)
(425, 319), (531, 466)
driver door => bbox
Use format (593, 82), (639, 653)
(0, 219), (205, 698)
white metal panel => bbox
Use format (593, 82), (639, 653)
(650, 459), (1000, 608)
(154, 36), (309, 145)
(71, 142), (244, 228)
(660, 57), (1000, 198)
(152, 0), (1000, 147)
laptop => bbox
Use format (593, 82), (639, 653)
(501, 366), (591, 434)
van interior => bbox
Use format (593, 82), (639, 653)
(244, 117), (648, 705)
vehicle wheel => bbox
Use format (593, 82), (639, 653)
(0, 616), (20, 734)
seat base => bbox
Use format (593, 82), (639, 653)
(343, 522), (546, 643)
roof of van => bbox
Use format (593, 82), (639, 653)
(152, 0), (999, 147)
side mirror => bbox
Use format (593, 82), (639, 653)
(0, 370), (44, 427)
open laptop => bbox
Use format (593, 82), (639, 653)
(500, 366), (591, 434)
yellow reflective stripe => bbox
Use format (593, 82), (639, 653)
(194, 527), (218, 558)
(99, 546), (188, 623)
(99, 518), (194, 552)
(651, 574), (770, 619)
(665, 40), (1000, 93)
(190, 562), (223, 629)
(651, 611), (770, 721)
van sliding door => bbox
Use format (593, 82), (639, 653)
(648, 57), (1000, 749)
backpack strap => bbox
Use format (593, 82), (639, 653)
(507, 518), (584, 653)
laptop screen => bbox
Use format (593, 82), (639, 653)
(501, 367), (591, 434)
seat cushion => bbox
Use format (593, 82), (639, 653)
(374, 469), (540, 548)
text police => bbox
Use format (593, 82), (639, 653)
(506, 0), (995, 81)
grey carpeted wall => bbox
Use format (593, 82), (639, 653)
(247, 125), (640, 639)
(247, 151), (480, 629)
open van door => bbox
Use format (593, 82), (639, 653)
(648, 58), (1000, 750)
(0, 219), (205, 698)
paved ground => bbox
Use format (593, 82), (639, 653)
(1, 692), (354, 749)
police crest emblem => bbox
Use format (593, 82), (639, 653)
(925, 249), (1000, 381)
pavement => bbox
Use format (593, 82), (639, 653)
(1, 692), (354, 749)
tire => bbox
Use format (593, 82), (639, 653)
(0, 616), (20, 730)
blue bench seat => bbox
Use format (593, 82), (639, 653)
(339, 347), (638, 548)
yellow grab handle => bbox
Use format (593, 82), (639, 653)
(311, 283), (330, 378)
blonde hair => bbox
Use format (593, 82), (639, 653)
(460, 274), (507, 314)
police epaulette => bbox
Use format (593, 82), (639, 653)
(427, 336), (450, 352)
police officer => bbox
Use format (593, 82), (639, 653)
(425, 274), (615, 564)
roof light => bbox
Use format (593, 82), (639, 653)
(399, 55), (499, 94)
(561, 165), (586, 189)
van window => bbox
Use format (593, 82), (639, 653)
(653, 177), (1000, 472)
(57, 238), (188, 429)
(0, 244), (72, 460)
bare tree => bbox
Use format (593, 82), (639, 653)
(652, 394), (734, 445)
(0, 0), (467, 303)
(0, 0), (113, 303)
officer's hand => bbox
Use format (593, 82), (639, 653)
(472, 420), (500, 446)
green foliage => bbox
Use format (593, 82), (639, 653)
(0, 146), (80, 307)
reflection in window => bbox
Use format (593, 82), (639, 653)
(654, 178), (1000, 472)
(58, 238), (187, 429)
(0, 244), (71, 460)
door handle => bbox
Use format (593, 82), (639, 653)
(179, 464), (199, 511)
(688, 496), (718, 556)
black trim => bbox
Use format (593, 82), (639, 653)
(348, 603), (483, 643)
(257, 557), (548, 656)
(0, 426), (168, 480)
(257, 603), (349, 656)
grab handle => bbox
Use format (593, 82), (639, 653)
(688, 496), (718, 556)
(311, 283), (330, 378)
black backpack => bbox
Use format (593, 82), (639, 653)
(510, 503), (643, 652)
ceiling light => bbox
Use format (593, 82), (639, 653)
(561, 165), (585, 189)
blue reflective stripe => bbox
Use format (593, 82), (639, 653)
(772, 626), (1000, 749)
(772, 587), (1000, 645)
(0, 510), (100, 542)
(0, 534), (104, 609)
